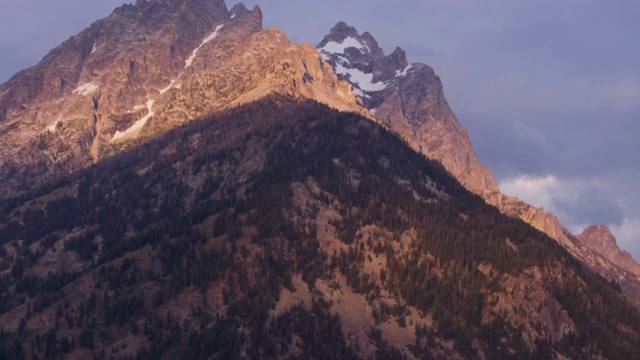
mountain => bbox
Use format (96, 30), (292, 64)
(1, 0), (636, 307)
(574, 225), (640, 294)
(1, 1), (640, 358)
(317, 22), (498, 197)
(316, 22), (640, 306)
(1, 95), (640, 359)
(0, 0), (363, 198)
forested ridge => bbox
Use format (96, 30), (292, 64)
(0, 95), (638, 359)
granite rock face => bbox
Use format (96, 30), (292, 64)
(318, 22), (499, 197)
(578, 225), (640, 277)
(0, 0), (361, 196)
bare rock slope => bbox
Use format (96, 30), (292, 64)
(0, 0), (361, 196)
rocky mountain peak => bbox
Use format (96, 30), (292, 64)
(577, 225), (621, 256)
(361, 31), (385, 59)
(322, 21), (360, 43)
(230, 2), (252, 19)
(389, 47), (408, 66)
(318, 22), (383, 59)
(572, 224), (640, 287)
(115, 0), (229, 24)
(318, 22), (500, 200)
(371, 46), (408, 83)
(0, 0), (361, 197)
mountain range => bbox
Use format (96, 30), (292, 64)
(0, 0), (639, 358)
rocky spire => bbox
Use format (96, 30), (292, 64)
(318, 22), (500, 197)
(318, 22), (384, 59)
(230, 2), (252, 19)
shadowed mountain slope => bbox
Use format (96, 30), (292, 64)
(0, 96), (639, 358)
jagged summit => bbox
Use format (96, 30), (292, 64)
(229, 2), (252, 19)
(577, 225), (640, 275)
(578, 225), (620, 254)
(0, 1), (361, 197)
(113, 0), (229, 27)
(318, 22), (384, 59)
(318, 22), (391, 89)
(317, 22), (499, 198)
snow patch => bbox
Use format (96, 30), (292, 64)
(112, 100), (155, 141)
(73, 82), (99, 96)
(91, 42), (97, 54)
(127, 104), (145, 114)
(159, 79), (180, 94)
(334, 63), (388, 93)
(47, 119), (62, 132)
(369, 108), (377, 116)
(230, 14), (236, 19)
(396, 64), (413, 77)
(353, 88), (365, 98)
(320, 37), (368, 55)
(185, 24), (224, 69)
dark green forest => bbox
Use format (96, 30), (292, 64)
(0, 95), (639, 359)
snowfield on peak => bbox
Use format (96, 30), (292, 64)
(334, 62), (387, 94)
(320, 36), (368, 55)
(396, 64), (413, 77)
(185, 24), (225, 69)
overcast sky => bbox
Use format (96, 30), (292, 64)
(1, 0), (639, 260)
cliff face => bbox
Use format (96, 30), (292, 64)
(0, 1), (361, 197)
(318, 22), (499, 197)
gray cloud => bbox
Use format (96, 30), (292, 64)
(0, 0), (128, 83)
(462, 108), (640, 179)
(554, 187), (624, 228)
(1, 0), (639, 260)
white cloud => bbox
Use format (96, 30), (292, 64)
(609, 218), (640, 262)
(499, 174), (559, 212)
(500, 174), (640, 260)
